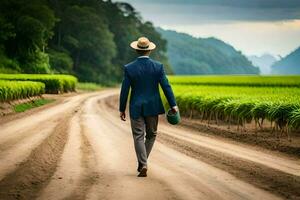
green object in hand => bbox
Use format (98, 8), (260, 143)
(166, 109), (181, 125)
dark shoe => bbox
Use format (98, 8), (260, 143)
(137, 162), (143, 172)
(138, 166), (147, 177)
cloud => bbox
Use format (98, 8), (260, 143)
(115, 0), (300, 55)
(120, 0), (300, 24)
(125, 0), (300, 9)
(162, 20), (300, 56)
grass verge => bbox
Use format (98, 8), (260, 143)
(76, 82), (103, 91)
(14, 99), (55, 113)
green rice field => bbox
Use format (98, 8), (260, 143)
(168, 75), (300, 87)
(165, 75), (300, 136)
(0, 74), (78, 102)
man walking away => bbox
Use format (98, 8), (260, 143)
(119, 37), (178, 177)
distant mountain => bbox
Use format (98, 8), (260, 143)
(272, 47), (300, 74)
(157, 28), (259, 75)
(248, 54), (278, 74)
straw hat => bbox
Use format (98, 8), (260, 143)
(130, 37), (156, 51)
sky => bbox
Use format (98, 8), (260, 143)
(114, 0), (300, 57)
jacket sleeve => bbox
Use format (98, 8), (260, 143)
(119, 67), (131, 112)
(159, 64), (176, 107)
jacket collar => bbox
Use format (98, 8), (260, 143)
(137, 56), (150, 59)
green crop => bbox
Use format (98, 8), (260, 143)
(162, 84), (300, 135)
(168, 75), (300, 87)
(0, 74), (77, 93)
(289, 109), (300, 129)
(0, 80), (45, 102)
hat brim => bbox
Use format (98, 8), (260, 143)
(130, 41), (156, 51)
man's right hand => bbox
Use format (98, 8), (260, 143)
(171, 106), (179, 113)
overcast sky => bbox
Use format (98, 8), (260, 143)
(115, 0), (300, 56)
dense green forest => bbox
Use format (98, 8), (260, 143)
(0, 0), (171, 84)
(272, 46), (300, 74)
(158, 28), (260, 75)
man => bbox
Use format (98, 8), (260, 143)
(119, 37), (178, 177)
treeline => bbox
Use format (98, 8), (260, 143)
(0, 0), (171, 84)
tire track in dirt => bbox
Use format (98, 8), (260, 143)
(159, 125), (300, 176)
(0, 119), (57, 152)
(76, 125), (103, 200)
(0, 112), (72, 200)
(36, 93), (117, 200)
(0, 123), (56, 181)
(37, 103), (106, 200)
(158, 132), (300, 199)
(61, 117), (102, 200)
(37, 113), (83, 200)
(0, 93), (92, 137)
(0, 90), (117, 200)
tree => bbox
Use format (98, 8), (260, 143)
(0, 0), (56, 73)
(59, 5), (116, 82)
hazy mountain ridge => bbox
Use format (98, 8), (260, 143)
(272, 47), (300, 74)
(248, 54), (278, 74)
(157, 28), (260, 75)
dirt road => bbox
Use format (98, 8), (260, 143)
(0, 89), (299, 200)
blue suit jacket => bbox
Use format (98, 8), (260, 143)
(119, 57), (176, 119)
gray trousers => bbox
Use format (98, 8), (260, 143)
(130, 116), (158, 167)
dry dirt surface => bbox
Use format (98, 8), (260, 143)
(0, 89), (299, 200)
